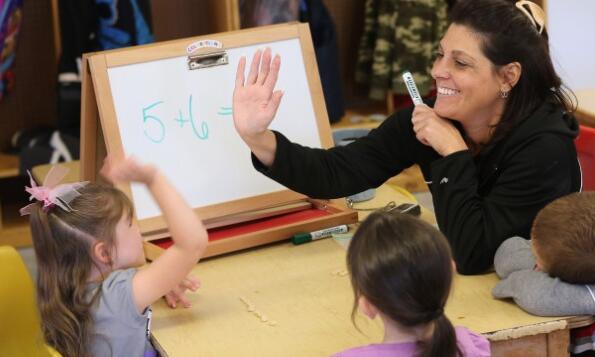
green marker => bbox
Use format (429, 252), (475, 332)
(292, 225), (349, 245)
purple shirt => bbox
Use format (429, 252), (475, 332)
(332, 327), (490, 357)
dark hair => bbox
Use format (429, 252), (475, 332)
(30, 184), (133, 357)
(449, 0), (576, 145)
(532, 192), (595, 284)
(347, 211), (460, 357)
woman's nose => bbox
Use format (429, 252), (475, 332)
(431, 60), (449, 80)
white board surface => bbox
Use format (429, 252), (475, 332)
(107, 38), (321, 220)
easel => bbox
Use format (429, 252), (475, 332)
(80, 23), (357, 259)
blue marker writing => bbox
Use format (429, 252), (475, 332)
(292, 225), (349, 245)
(402, 71), (423, 106)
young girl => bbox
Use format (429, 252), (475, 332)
(334, 211), (490, 357)
(22, 156), (208, 357)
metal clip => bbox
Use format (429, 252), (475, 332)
(188, 50), (228, 70)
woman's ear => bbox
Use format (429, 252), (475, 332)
(93, 241), (112, 265)
(358, 295), (379, 319)
(499, 62), (522, 92)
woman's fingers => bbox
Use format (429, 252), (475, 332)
(257, 48), (271, 85)
(246, 49), (262, 85)
(264, 54), (281, 92)
(235, 56), (246, 88)
(413, 121), (431, 146)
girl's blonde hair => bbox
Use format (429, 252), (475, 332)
(29, 183), (133, 357)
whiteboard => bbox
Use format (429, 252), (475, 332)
(547, 0), (595, 91)
(106, 38), (322, 220)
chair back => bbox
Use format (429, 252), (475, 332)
(576, 125), (595, 191)
(0, 246), (59, 356)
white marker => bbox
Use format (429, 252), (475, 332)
(402, 71), (423, 106)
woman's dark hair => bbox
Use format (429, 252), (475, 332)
(449, 0), (576, 145)
(347, 211), (460, 357)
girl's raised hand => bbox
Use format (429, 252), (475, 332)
(100, 155), (157, 186)
(232, 48), (284, 141)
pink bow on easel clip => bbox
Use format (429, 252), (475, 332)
(19, 165), (89, 216)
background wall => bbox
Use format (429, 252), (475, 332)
(0, 0), (57, 151)
(149, 0), (374, 109)
(322, 0), (372, 109)
(546, 0), (595, 91)
(151, 1), (219, 42)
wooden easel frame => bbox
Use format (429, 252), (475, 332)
(81, 23), (357, 256)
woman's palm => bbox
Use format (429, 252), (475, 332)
(232, 49), (283, 138)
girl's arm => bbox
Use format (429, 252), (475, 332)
(101, 156), (207, 312)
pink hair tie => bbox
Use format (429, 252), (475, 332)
(20, 165), (89, 216)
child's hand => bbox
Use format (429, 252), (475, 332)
(164, 274), (201, 309)
(100, 155), (158, 186)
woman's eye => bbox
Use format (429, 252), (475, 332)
(455, 60), (468, 67)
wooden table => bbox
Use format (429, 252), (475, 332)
(150, 184), (593, 357)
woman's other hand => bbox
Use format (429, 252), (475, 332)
(412, 104), (468, 156)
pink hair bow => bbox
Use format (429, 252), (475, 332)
(20, 165), (89, 216)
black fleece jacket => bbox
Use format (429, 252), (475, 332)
(252, 100), (581, 274)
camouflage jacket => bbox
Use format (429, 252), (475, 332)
(356, 0), (447, 100)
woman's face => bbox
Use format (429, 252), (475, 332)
(431, 24), (506, 125)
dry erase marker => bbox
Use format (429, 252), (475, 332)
(402, 71), (423, 106)
(292, 225), (349, 245)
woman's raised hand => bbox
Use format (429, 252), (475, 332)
(233, 48), (283, 142)
(411, 104), (468, 157)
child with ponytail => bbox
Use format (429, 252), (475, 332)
(334, 211), (490, 357)
(23, 156), (208, 357)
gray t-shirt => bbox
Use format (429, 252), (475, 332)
(492, 236), (595, 316)
(88, 268), (157, 357)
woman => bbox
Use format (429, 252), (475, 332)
(232, 0), (581, 274)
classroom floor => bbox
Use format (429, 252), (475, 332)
(16, 191), (435, 281)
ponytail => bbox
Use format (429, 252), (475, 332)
(31, 204), (96, 357)
(418, 314), (460, 357)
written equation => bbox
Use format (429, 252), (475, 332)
(141, 94), (232, 143)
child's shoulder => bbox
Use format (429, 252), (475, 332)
(87, 268), (138, 308)
(331, 342), (416, 357)
(101, 268), (137, 289)
(91, 268), (147, 321)
(331, 328), (490, 357)
(455, 326), (491, 357)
